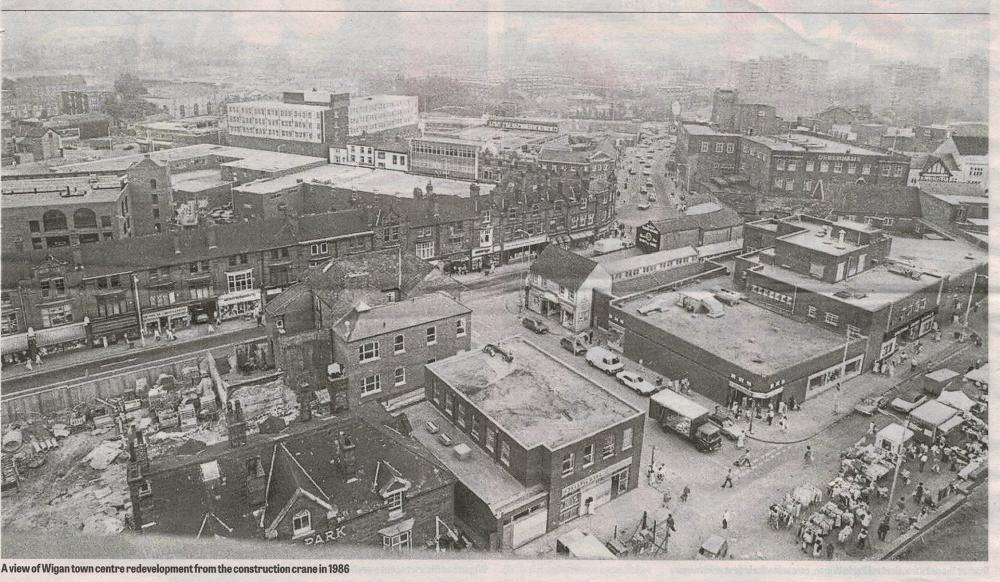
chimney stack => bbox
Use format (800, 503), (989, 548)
(425, 181), (434, 197)
(413, 187), (423, 200)
(297, 382), (313, 422)
(469, 182), (480, 198)
(226, 400), (248, 448)
(338, 431), (357, 472)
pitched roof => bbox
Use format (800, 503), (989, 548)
(1, 210), (371, 282)
(951, 136), (987, 156)
(530, 244), (599, 289)
(823, 184), (923, 217)
(333, 291), (471, 342)
(647, 205), (743, 234)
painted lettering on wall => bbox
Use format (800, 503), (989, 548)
(302, 526), (347, 545)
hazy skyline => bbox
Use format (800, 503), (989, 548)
(2, 1), (989, 80)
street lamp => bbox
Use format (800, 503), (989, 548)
(132, 274), (146, 347)
(963, 272), (986, 328)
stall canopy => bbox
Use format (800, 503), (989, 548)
(964, 365), (989, 386)
(909, 400), (958, 428)
(936, 390), (976, 412)
(876, 423), (914, 454)
(556, 530), (616, 560)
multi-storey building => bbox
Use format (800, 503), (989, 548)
(412, 336), (644, 550)
(226, 100), (334, 158)
(134, 117), (223, 152)
(126, 414), (458, 552)
(142, 81), (223, 119)
(0, 211), (373, 367)
(709, 89), (780, 136)
(4, 75), (87, 119)
(676, 123), (742, 185)
(330, 135), (410, 171)
(348, 95), (419, 137)
(59, 89), (114, 116)
(410, 136), (482, 180)
(526, 244), (611, 333)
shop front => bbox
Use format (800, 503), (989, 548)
(727, 380), (783, 410)
(882, 308), (939, 360)
(142, 305), (191, 333)
(501, 235), (547, 265)
(217, 289), (262, 321)
(89, 315), (139, 347)
(470, 246), (501, 273)
(441, 251), (473, 275)
(558, 458), (632, 525)
(804, 354), (865, 400)
(34, 322), (89, 357)
(1, 332), (30, 368)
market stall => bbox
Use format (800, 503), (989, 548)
(936, 390), (975, 413)
(875, 423), (914, 455)
(908, 400), (962, 443)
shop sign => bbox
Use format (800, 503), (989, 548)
(471, 248), (492, 258)
(817, 154), (861, 163)
(301, 526), (347, 545)
(636, 223), (661, 253)
(561, 458), (631, 497)
(218, 288), (262, 307)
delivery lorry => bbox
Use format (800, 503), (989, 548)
(648, 389), (722, 452)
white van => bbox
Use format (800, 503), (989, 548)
(585, 347), (625, 375)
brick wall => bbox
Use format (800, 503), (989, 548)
(226, 134), (330, 158)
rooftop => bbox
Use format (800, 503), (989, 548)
(615, 276), (850, 376)
(596, 246), (698, 276)
(751, 236), (986, 311)
(170, 169), (232, 193)
(919, 182), (988, 204)
(1, 174), (125, 208)
(779, 219), (873, 257)
(530, 245), (600, 290)
(681, 123), (737, 136)
(745, 134), (887, 157)
(426, 336), (641, 449)
(234, 164), (495, 197)
(227, 99), (330, 112)
(406, 402), (546, 514)
(52, 144), (325, 174)
(950, 136), (987, 157)
(334, 292), (471, 342)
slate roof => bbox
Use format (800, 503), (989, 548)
(1, 210), (370, 283)
(139, 415), (455, 540)
(333, 291), (471, 342)
(951, 136), (987, 156)
(822, 184), (923, 217)
(530, 244), (599, 290)
(646, 205), (743, 234)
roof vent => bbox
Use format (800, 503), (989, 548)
(355, 301), (372, 312)
(452, 443), (472, 460)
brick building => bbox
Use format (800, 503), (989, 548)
(330, 135), (410, 171)
(126, 414), (458, 552)
(134, 117), (223, 152)
(526, 244), (611, 333)
(634, 204), (743, 253)
(676, 123), (742, 186)
(412, 337), (644, 550)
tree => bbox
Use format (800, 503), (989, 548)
(113, 73), (148, 101)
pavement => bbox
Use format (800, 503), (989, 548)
(1, 319), (266, 396)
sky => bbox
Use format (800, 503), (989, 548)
(0, 1), (990, 78)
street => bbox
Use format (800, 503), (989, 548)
(615, 133), (685, 228)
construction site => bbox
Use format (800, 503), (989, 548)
(0, 338), (322, 544)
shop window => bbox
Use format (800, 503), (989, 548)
(40, 304), (74, 328)
(2, 310), (20, 334)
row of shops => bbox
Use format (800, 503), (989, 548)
(439, 228), (612, 276)
(0, 288), (266, 368)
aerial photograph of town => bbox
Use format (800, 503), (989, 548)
(0, 1), (991, 578)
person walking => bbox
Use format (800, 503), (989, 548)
(665, 513), (676, 533)
(919, 453), (928, 472)
(826, 537), (835, 560)
(804, 445), (814, 465)
(767, 408), (775, 426)
(680, 485), (690, 502)
(780, 416), (789, 433)
(914, 482), (925, 505)
(722, 509), (732, 530)
(877, 517), (891, 542)
(736, 430), (746, 449)
(721, 468), (734, 488)
(868, 421), (876, 436)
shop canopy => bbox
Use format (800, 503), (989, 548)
(936, 390), (976, 412)
(909, 400), (958, 428)
(876, 423), (914, 453)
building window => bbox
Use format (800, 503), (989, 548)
(862, 164), (871, 175)
(807, 306), (817, 319)
(189, 283), (213, 300)
(149, 289), (176, 307)
(881, 165), (891, 177)
(715, 143), (724, 153)
(561, 453), (574, 477)
(393, 334), (405, 353)
(455, 318), (466, 337)
(500, 441), (511, 466)
(361, 373), (381, 395)
(40, 277), (66, 299)
(485, 426), (496, 452)
(602, 434), (615, 459)
(415, 241), (435, 260)
(292, 510), (311, 536)
(847, 324), (861, 338)
(226, 269), (253, 292)
(847, 162), (857, 174)
(42, 209), (67, 231)
(787, 161), (797, 171)
(40, 304), (74, 328)
(456, 401), (466, 427)
(383, 530), (411, 551)
(825, 312), (840, 327)
(358, 340), (380, 363)
(820, 161), (829, 173)
(426, 326), (436, 345)
(726, 143), (735, 154)
(582, 444), (594, 467)
(310, 242), (329, 256)
(393, 367), (406, 387)
(470, 415), (480, 440)
(138, 480), (152, 498)
(622, 427), (634, 451)
(228, 253), (248, 266)
(387, 490), (404, 513)
(700, 142), (709, 153)
(833, 162), (843, 173)
(2, 310), (20, 334)
(73, 208), (98, 229)
(28, 220), (40, 233)
(444, 392), (453, 414)
(805, 160), (814, 172)
(776, 159), (785, 171)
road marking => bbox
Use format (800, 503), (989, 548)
(100, 357), (137, 368)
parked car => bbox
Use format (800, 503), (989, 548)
(521, 316), (550, 334)
(616, 371), (659, 395)
(637, 201), (651, 210)
(890, 389), (928, 413)
(560, 335), (591, 355)
(585, 347), (625, 375)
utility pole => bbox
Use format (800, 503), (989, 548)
(885, 420), (910, 519)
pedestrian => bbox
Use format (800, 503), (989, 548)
(780, 416), (789, 433)
(826, 538), (835, 559)
(665, 513), (676, 533)
(812, 537), (823, 558)
(25, 359), (33, 371)
(868, 421), (876, 436)
(878, 517), (890, 541)
(153, 328), (161, 341)
(778, 399), (787, 415)
(722, 509), (732, 530)
(914, 482), (925, 504)
(741, 448), (753, 469)
(838, 524), (852, 545)
(34, 352), (42, 365)
(662, 491), (671, 508)
(804, 445), (814, 465)
(256, 311), (263, 327)
(919, 453), (928, 472)
(767, 408), (775, 426)
(680, 485), (690, 502)
(165, 328), (176, 341)
(207, 323), (215, 334)
(736, 430), (746, 449)
(856, 527), (868, 550)
(721, 468), (734, 488)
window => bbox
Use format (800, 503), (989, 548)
(500, 441), (511, 466)
(561, 453), (574, 477)
(726, 143), (734, 154)
(358, 340), (380, 362)
(805, 160), (814, 172)
(602, 434), (615, 459)
(582, 444), (594, 467)
(189, 283), (213, 300)
(40, 305), (73, 327)
(310, 242), (329, 256)
(893, 165), (904, 178)
(715, 143), (724, 153)
(393, 334), (405, 353)
(189, 260), (208, 274)
(825, 312), (840, 327)
(228, 254), (248, 266)
(40, 277), (66, 299)
(456, 401), (466, 427)
(785, 180), (794, 191)
(138, 480), (152, 498)
(152, 208), (160, 219)
(444, 392), (453, 414)
(862, 164), (871, 175)
(847, 162), (856, 174)
(2, 310), (20, 334)
(383, 530), (411, 551)
(787, 161), (797, 171)
(470, 415), (481, 440)
(622, 427), (634, 451)
(776, 159), (785, 171)
(149, 289), (175, 307)
(226, 269), (253, 292)
(415, 241), (435, 260)
(426, 326), (436, 345)
(387, 490), (404, 513)
(847, 324), (861, 338)
(455, 318), (466, 337)
(73, 208), (97, 229)
(292, 510), (311, 536)
(881, 165), (891, 177)
(807, 306), (817, 319)
(151, 193), (159, 204)
(29, 220), (40, 233)
(42, 210), (67, 231)
(361, 373), (381, 395)
(485, 426), (496, 452)
(700, 142), (709, 153)
(833, 162), (843, 173)
(819, 161), (829, 173)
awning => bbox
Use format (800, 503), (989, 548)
(36, 323), (87, 346)
(568, 232), (591, 241)
(89, 315), (137, 336)
(503, 235), (548, 251)
(377, 518), (414, 538)
(729, 381), (783, 399)
(142, 305), (190, 324)
(938, 415), (965, 434)
(542, 291), (560, 304)
(1, 332), (29, 355)
(217, 289), (261, 308)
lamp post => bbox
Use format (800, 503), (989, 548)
(963, 272), (986, 328)
(132, 274), (146, 347)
